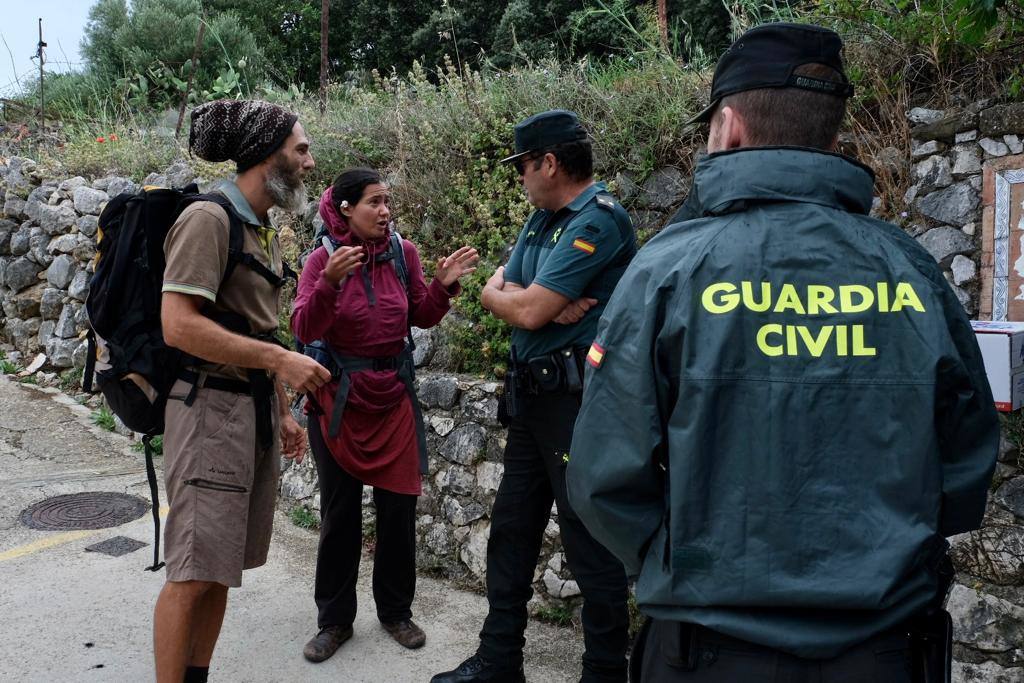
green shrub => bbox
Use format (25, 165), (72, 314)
(534, 602), (577, 627)
(290, 504), (319, 530)
(91, 406), (117, 431)
(131, 435), (164, 455)
(58, 369), (81, 392)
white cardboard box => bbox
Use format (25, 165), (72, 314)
(971, 320), (1024, 412)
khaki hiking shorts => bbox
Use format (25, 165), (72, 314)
(162, 378), (280, 587)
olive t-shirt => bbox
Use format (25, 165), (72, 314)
(162, 181), (284, 379)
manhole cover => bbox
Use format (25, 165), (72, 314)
(20, 492), (149, 531)
(85, 536), (149, 557)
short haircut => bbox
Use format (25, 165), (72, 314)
(719, 63), (847, 150)
(330, 167), (384, 208)
(532, 139), (594, 182)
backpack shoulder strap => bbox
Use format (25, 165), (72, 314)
(389, 230), (416, 350)
(390, 231), (410, 295)
(179, 193), (291, 290)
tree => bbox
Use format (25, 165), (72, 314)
(81, 0), (130, 80)
(81, 0), (265, 104)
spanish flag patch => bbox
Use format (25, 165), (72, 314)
(572, 238), (596, 255)
(587, 342), (605, 368)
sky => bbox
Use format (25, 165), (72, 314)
(1, 1), (94, 97)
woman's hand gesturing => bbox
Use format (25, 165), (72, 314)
(436, 246), (479, 287)
(322, 245), (364, 285)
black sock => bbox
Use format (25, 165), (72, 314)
(184, 665), (209, 683)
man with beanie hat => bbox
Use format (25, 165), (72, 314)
(153, 100), (331, 683)
(567, 23), (998, 682)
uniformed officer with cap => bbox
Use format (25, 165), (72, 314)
(567, 23), (999, 682)
(431, 110), (636, 683)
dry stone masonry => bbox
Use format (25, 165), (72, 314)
(2, 101), (1024, 678)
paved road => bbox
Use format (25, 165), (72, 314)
(0, 375), (583, 682)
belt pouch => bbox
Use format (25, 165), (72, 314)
(527, 355), (563, 392)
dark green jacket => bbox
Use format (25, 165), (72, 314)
(567, 147), (998, 658)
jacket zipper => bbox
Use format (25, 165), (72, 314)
(183, 478), (248, 493)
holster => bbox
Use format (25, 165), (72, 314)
(909, 609), (952, 683)
(909, 543), (955, 683)
(498, 368), (520, 427)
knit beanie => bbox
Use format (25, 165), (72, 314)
(188, 99), (299, 172)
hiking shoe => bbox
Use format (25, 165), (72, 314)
(381, 618), (426, 649)
(430, 654), (526, 682)
(302, 625), (353, 663)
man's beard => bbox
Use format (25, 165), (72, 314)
(265, 156), (307, 212)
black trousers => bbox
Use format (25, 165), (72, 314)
(636, 619), (914, 683)
(308, 417), (418, 628)
(478, 391), (630, 682)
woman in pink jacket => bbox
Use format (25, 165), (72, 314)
(292, 168), (478, 662)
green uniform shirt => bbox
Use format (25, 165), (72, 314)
(504, 181), (635, 359)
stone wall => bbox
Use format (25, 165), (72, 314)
(2, 101), (1024, 677)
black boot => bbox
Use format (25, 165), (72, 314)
(430, 654), (526, 683)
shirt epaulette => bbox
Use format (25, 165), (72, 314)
(596, 195), (616, 211)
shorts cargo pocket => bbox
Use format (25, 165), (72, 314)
(188, 387), (257, 585)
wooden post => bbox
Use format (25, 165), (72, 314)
(320, 0), (329, 114)
(656, 0), (669, 54)
(37, 18), (46, 133)
(175, 14), (206, 139)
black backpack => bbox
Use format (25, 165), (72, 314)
(83, 184), (291, 570)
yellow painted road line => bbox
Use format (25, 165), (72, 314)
(0, 530), (95, 563)
(0, 506), (169, 564)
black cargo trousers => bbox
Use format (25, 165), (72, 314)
(635, 619), (914, 683)
(478, 388), (630, 682)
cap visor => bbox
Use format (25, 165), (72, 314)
(684, 101), (717, 127)
(499, 150), (530, 165)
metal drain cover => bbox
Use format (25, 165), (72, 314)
(20, 492), (149, 531)
(85, 536), (149, 557)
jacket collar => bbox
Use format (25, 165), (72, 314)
(691, 147), (875, 217)
(216, 179), (275, 228)
(564, 181), (605, 212)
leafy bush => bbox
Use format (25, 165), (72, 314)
(290, 504), (319, 530)
(91, 406), (117, 431)
(58, 369), (81, 392)
(131, 435), (164, 455)
(293, 51), (703, 374)
(534, 602), (577, 627)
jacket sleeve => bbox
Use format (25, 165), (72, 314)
(566, 261), (672, 576)
(405, 241), (457, 329)
(935, 286), (999, 537)
(290, 247), (339, 344)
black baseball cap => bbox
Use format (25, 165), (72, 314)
(688, 22), (854, 125)
(500, 109), (588, 164)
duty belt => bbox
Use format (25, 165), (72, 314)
(321, 345), (429, 475)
